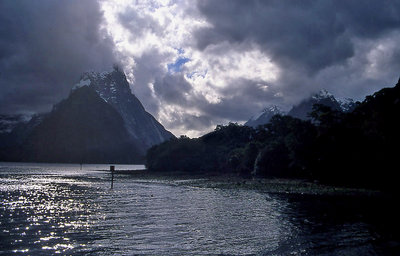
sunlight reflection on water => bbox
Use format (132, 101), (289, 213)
(0, 163), (395, 255)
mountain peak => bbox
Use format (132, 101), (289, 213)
(338, 98), (357, 112)
(72, 67), (132, 103)
(0, 66), (174, 163)
(263, 105), (282, 113)
(72, 67), (175, 148)
(245, 105), (284, 127)
(312, 89), (334, 100)
(254, 105), (283, 120)
(288, 89), (355, 120)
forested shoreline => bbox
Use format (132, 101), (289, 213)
(146, 79), (400, 193)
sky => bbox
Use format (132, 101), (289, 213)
(1, 0), (400, 137)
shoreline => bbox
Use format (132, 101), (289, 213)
(102, 169), (383, 197)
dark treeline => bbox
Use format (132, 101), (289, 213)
(146, 80), (400, 192)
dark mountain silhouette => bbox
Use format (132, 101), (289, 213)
(245, 90), (357, 127)
(0, 114), (31, 134)
(2, 86), (142, 163)
(288, 90), (342, 120)
(0, 114), (43, 149)
(81, 66), (174, 149)
(0, 67), (174, 164)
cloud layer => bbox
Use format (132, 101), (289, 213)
(0, 0), (115, 114)
(195, 0), (400, 100)
(1, 0), (400, 137)
(196, 1), (400, 73)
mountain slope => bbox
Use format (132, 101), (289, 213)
(245, 105), (284, 127)
(288, 90), (342, 120)
(0, 114), (43, 150)
(0, 114), (31, 134)
(245, 90), (356, 127)
(0, 67), (175, 163)
(338, 98), (357, 112)
(16, 86), (143, 163)
(76, 67), (174, 149)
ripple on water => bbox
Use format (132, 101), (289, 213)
(0, 164), (396, 255)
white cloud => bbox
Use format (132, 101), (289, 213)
(99, 0), (400, 137)
(100, 0), (281, 137)
(2, 1), (399, 138)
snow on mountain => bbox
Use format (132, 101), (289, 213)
(338, 98), (357, 112)
(246, 90), (357, 125)
(312, 89), (335, 101)
(10, 86), (144, 163)
(0, 67), (175, 163)
(245, 105), (284, 127)
(287, 89), (360, 120)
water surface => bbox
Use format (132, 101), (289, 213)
(0, 163), (397, 255)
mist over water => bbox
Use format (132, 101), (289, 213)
(0, 163), (396, 255)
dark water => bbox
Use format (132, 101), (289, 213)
(0, 163), (398, 255)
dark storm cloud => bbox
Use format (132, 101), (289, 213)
(195, 0), (400, 74)
(202, 78), (283, 121)
(4, 0), (399, 136)
(128, 49), (171, 115)
(127, 49), (211, 128)
(152, 73), (282, 122)
(0, 0), (115, 114)
(154, 73), (192, 105)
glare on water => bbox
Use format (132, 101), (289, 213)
(0, 163), (396, 255)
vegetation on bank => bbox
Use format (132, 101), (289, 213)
(111, 169), (381, 197)
(146, 79), (400, 192)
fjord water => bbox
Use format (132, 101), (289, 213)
(0, 163), (396, 255)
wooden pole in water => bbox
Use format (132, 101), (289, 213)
(110, 165), (115, 189)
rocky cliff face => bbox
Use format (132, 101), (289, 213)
(75, 67), (174, 149)
(0, 67), (174, 163)
(6, 86), (142, 163)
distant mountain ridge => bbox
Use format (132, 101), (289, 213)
(245, 90), (357, 127)
(287, 89), (343, 120)
(337, 98), (357, 112)
(146, 78), (400, 192)
(0, 67), (174, 163)
(245, 105), (283, 128)
(0, 114), (31, 134)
